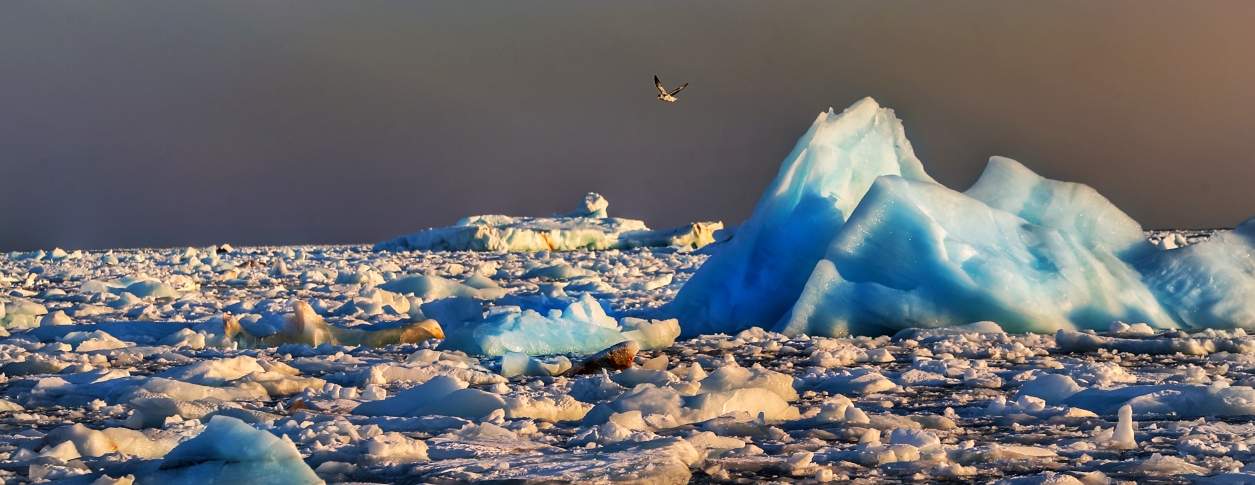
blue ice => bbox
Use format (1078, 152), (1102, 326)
(670, 97), (936, 337)
(438, 294), (626, 356)
(775, 173), (1177, 336)
(1138, 217), (1255, 330)
(675, 97), (1255, 337)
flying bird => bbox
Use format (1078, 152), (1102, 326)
(655, 76), (688, 102)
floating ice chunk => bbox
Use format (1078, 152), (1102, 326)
(1102, 452), (1209, 476)
(1062, 382), (1255, 417)
(42, 424), (178, 459)
(1108, 320), (1156, 337)
(892, 321), (1004, 341)
(39, 310), (72, 326)
(362, 432), (429, 464)
(520, 261), (595, 280)
(991, 472), (1086, 485)
(439, 295), (627, 356)
(379, 273), (507, 300)
(777, 175), (1178, 337)
(413, 388), (507, 419)
(225, 301), (443, 349)
(583, 384), (798, 426)
(353, 376), (466, 417)
(500, 352), (571, 377)
(1110, 404), (1136, 449)
(504, 394), (592, 422)
(619, 317), (681, 350)
(699, 363), (798, 401)
(1017, 374), (1084, 404)
(1056, 329), (1219, 356)
(58, 330), (132, 352)
(807, 369), (896, 395)
(142, 415), (321, 485)
(113, 279), (179, 299)
(408, 436), (699, 484)
(375, 193), (721, 252)
(157, 356), (267, 386)
(671, 97), (936, 337)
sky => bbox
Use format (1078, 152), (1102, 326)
(3, 1), (1255, 251)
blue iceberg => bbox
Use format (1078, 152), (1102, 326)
(775, 171), (1177, 336)
(670, 97), (936, 337)
(675, 97), (1255, 337)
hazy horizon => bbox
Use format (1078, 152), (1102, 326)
(3, 1), (1255, 251)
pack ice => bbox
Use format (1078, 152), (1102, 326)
(675, 96), (1255, 337)
(375, 192), (725, 252)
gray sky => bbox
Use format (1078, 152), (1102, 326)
(3, 1), (1255, 251)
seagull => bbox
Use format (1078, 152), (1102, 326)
(655, 76), (688, 102)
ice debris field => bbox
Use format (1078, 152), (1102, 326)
(3, 99), (1255, 484)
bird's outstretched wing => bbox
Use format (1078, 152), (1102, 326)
(655, 76), (668, 94)
(668, 83), (688, 96)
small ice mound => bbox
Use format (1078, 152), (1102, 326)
(570, 192), (609, 218)
(500, 352), (571, 377)
(808, 369), (897, 395)
(619, 317), (681, 351)
(57, 330), (133, 352)
(1017, 374), (1084, 405)
(41, 424), (178, 459)
(439, 295), (629, 356)
(1109, 404), (1137, 450)
(157, 356), (266, 386)
(698, 362), (799, 402)
(352, 376), (465, 417)
(39, 310), (72, 326)
(991, 471), (1085, 485)
(1101, 452), (1210, 476)
(379, 273), (507, 300)
(361, 432), (429, 465)
(140, 415), (320, 485)
(582, 384), (798, 426)
(892, 321), (1005, 341)
(1108, 320), (1156, 337)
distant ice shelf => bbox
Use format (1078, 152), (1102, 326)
(375, 192), (724, 252)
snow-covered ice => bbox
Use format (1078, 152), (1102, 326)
(374, 192), (724, 252)
(2, 241), (1255, 483)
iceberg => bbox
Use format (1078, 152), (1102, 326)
(673, 96), (1255, 337)
(670, 98), (936, 337)
(375, 192), (723, 252)
(777, 172), (1178, 336)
